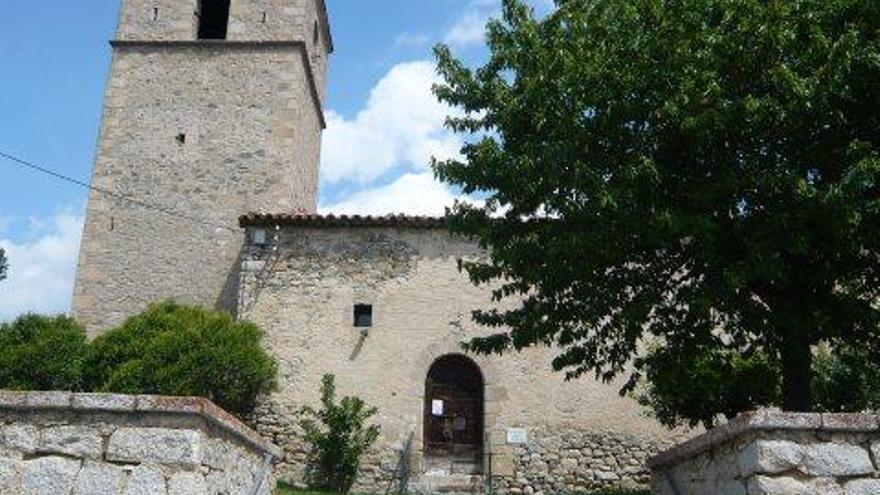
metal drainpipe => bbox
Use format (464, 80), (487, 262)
(249, 452), (276, 495)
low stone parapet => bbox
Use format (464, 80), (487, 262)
(0, 391), (282, 495)
(649, 409), (880, 495)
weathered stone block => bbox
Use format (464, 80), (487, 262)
(72, 393), (136, 412)
(107, 427), (201, 465)
(39, 426), (104, 459)
(801, 443), (873, 476)
(738, 440), (803, 476)
(1, 424), (38, 453)
(0, 458), (21, 494)
(718, 480), (747, 495)
(870, 441), (880, 470)
(747, 476), (813, 495)
(74, 463), (126, 495)
(168, 471), (207, 495)
(124, 465), (167, 495)
(844, 479), (880, 495)
(21, 456), (82, 495)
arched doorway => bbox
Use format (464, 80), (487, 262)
(423, 354), (484, 474)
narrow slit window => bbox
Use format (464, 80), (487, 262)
(198, 0), (231, 40)
(354, 305), (373, 328)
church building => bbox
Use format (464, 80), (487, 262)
(74, 1), (680, 492)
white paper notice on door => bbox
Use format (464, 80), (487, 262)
(431, 399), (444, 416)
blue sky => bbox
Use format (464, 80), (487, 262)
(0, 0), (550, 320)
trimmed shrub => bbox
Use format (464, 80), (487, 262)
(300, 374), (380, 494)
(0, 314), (88, 391)
(83, 301), (277, 416)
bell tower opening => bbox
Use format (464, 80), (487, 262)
(423, 355), (484, 475)
(198, 0), (231, 40)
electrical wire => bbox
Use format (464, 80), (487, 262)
(0, 150), (239, 233)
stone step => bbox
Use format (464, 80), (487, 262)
(409, 473), (485, 495)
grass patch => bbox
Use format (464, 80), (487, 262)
(276, 482), (328, 495)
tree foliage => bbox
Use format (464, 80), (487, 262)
(84, 301), (277, 416)
(299, 374), (380, 494)
(638, 344), (781, 429)
(641, 343), (880, 429)
(812, 345), (880, 413)
(0, 314), (88, 392)
(433, 0), (880, 412)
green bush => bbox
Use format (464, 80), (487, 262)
(84, 301), (277, 416)
(0, 314), (88, 391)
(812, 345), (880, 413)
(300, 374), (380, 494)
(637, 344), (781, 429)
(638, 341), (880, 428)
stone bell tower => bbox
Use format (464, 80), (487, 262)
(73, 0), (332, 334)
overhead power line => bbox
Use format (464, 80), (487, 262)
(0, 150), (238, 233)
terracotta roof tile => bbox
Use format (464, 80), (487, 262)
(238, 213), (447, 229)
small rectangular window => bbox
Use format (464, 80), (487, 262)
(198, 0), (231, 40)
(354, 304), (373, 328)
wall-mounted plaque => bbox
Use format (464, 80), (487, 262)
(506, 427), (528, 444)
(431, 399), (444, 416)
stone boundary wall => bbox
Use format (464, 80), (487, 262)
(0, 391), (282, 495)
(649, 409), (880, 495)
(254, 400), (668, 495)
(493, 427), (670, 494)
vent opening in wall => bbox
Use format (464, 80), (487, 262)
(198, 0), (231, 40)
(354, 304), (373, 328)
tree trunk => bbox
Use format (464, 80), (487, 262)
(781, 330), (813, 412)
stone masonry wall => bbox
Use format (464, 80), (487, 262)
(650, 409), (880, 495)
(494, 427), (671, 494)
(115, 0), (331, 48)
(0, 392), (281, 495)
(74, 0), (331, 334)
(239, 223), (683, 493)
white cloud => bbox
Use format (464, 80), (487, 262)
(444, 10), (492, 48)
(443, 0), (556, 49)
(0, 213), (83, 322)
(320, 61), (463, 184)
(321, 173), (475, 217)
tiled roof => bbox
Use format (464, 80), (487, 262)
(238, 213), (447, 229)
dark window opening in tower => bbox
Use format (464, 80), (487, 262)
(198, 0), (231, 40)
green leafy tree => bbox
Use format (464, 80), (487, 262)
(0, 248), (7, 282)
(638, 345), (782, 429)
(433, 0), (880, 412)
(0, 314), (88, 391)
(84, 301), (277, 416)
(812, 345), (880, 413)
(641, 343), (880, 428)
(299, 374), (380, 494)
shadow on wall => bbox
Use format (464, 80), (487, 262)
(216, 238), (247, 317)
(385, 432), (415, 495)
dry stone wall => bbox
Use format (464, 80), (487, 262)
(650, 409), (880, 495)
(494, 427), (671, 494)
(0, 392), (281, 495)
